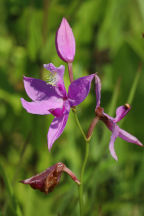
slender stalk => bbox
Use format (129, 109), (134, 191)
(72, 109), (90, 215)
(72, 109), (87, 141)
(78, 140), (89, 216)
(87, 116), (99, 139)
(68, 62), (74, 83)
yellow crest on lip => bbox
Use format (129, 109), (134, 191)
(43, 70), (57, 86)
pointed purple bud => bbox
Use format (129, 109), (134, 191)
(20, 163), (80, 194)
(56, 18), (75, 63)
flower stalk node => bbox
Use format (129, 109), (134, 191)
(95, 106), (104, 118)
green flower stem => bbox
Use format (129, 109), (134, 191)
(72, 108), (90, 216)
(72, 108), (87, 141)
(78, 140), (89, 216)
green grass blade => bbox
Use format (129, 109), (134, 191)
(0, 162), (13, 199)
(127, 64), (142, 105)
(119, 64), (142, 127)
(0, 162), (22, 216)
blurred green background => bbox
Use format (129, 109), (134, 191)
(0, 0), (144, 215)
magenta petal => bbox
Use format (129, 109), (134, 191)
(21, 97), (63, 115)
(48, 112), (69, 150)
(68, 74), (95, 106)
(23, 76), (60, 101)
(114, 104), (131, 123)
(109, 125), (119, 161)
(118, 128), (143, 146)
(56, 18), (75, 63)
(95, 74), (101, 108)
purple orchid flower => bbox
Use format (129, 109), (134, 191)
(56, 18), (75, 63)
(94, 75), (143, 161)
(21, 63), (94, 150)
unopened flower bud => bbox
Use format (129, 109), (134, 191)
(56, 18), (75, 63)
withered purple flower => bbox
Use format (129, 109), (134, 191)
(94, 75), (143, 160)
(56, 18), (75, 63)
(20, 162), (80, 194)
(21, 63), (94, 150)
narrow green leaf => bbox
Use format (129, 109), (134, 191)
(0, 162), (13, 199)
(0, 162), (22, 216)
(127, 64), (142, 105)
(119, 64), (142, 127)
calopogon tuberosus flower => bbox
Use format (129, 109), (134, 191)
(55, 17), (75, 63)
(94, 75), (143, 161)
(20, 162), (80, 194)
(21, 63), (94, 150)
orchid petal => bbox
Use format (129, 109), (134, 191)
(118, 128), (143, 146)
(102, 112), (143, 147)
(68, 74), (95, 106)
(56, 18), (75, 63)
(109, 124), (119, 161)
(44, 63), (65, 79)
(48, 111), (69, 150)
(95, 74), (101, 108)
(21, 97), (63, 115)
(23, 76), (60, 101)
(102, 113), (143, 151)
(43, 63), (67, 97)
(114, 104), (131, 123)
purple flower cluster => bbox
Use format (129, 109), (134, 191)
(21, 17), (142, 161)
